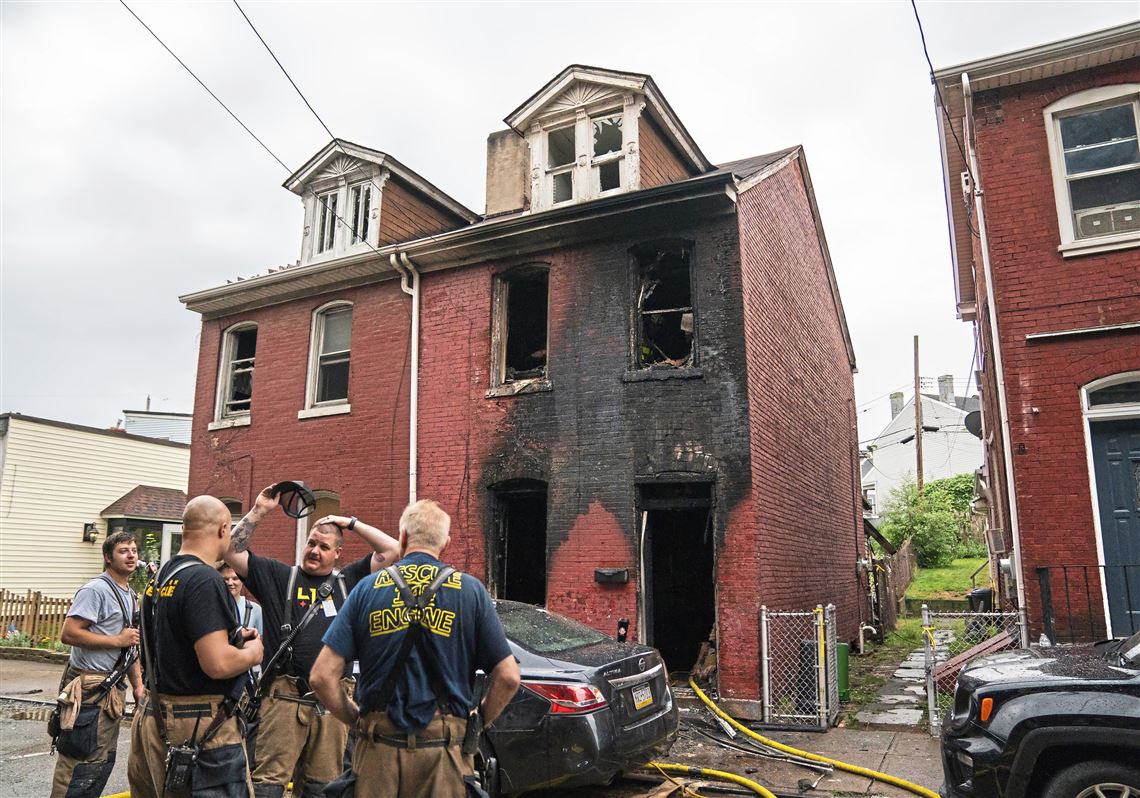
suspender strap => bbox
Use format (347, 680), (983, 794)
(372, 565), (456, 713)
(140, 559), (212, 747)
(94, 574), (137, 690)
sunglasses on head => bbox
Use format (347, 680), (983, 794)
(270, 480), (317, 519)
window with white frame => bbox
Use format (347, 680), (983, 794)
(592, 114), (623, 193)
(308, 304), (352, 407)
(1045, 85), (1140, 252)
(349, 182), (372, 244)
(218, 325), (257, 418)
(315, 190), (339, 255)
(547, 124), (576, 204)
(491, 266), (549, 388)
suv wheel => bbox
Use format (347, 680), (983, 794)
(1043, 761), (1140, 798)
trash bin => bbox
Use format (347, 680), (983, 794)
(967, 587), (993, 613)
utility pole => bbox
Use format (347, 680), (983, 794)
(914, 335), (924, 495)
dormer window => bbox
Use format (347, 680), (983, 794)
(315, 190), (338, 255)
(592, 115), (623, 193)
(349, 182), (372, 243)
(547, 125), (576, 203)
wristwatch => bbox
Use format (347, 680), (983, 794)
(347, 516), (358, 531)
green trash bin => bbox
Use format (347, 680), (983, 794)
(837, 642), (850, 703)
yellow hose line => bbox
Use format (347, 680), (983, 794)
(102, 793), (129, 798)
(687, 678), (940, 798)
(651, 762), (778, 798)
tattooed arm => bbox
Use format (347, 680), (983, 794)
(225, 485), (279, 577)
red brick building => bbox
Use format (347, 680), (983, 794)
(180, 66), (864, 712)
(934, 24), (1140, 641)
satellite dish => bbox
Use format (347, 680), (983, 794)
(965, 410), (983, 439)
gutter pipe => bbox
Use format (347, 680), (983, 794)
(962, 73), (1028, 644)
(390, 252), (420, 505)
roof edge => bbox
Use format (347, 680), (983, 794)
(0, 413), (191, 449)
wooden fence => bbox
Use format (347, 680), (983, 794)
(0, 590), (72, 644)
(871, 538), (916, 636)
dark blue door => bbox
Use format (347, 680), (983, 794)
(1090, 419), (1140, 635)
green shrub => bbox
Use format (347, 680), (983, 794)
(880, 475), (982, 566)
(910, 508), (959, 568)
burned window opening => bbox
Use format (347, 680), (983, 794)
(495, 268), (549, 385)
(635, 245), (694, 368)
(222, 326), (257, 416)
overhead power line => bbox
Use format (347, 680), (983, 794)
(119, 0), (290, 173)
(909, 0), (981, 239)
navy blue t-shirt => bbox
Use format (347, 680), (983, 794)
(322, 553), (513, 732)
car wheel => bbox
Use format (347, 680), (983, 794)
(1042, 761), (1140, 798)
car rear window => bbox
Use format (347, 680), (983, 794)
(496, 602), (610, 655)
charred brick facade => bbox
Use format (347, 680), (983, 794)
(184, 67), (864, 710)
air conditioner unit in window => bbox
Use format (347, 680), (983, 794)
(1075, 202), (1140, 238)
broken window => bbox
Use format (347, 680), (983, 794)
(221, 325), (257, 417)
(315, 189), (338, 254)
(349, 183), (371, 244)
(492, 267), (549, 386)
(634, 243), (695, 368)
(593, 115), (623, 193)
(311, 304), (352, 405)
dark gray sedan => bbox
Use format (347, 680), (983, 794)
(480, 600), (679, 796)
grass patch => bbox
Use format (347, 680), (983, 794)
(906, 557), (987, 601)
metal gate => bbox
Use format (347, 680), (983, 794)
(922, 604), (1024, 736)
(759, 604), (839, 729)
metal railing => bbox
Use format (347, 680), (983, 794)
(923, 604), (1024, 737)
(759, 604), (839, 730)
(1036, 564), (1140, 643)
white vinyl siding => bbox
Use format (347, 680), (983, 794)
(0, 418), (189, 597)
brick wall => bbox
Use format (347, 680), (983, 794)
(379, 177), (469, 246)
(639, 116), (696, 189)
(189, 182), (861, 702)
(188, 281), (414, 566)
(735, 157), (865, 655)
(970, 60), (1140, 636)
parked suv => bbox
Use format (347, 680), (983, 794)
(940, 630), (1140, 798)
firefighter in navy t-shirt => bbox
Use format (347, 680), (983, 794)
(223, 485), (401, 798)
(311, 499), (520, 798)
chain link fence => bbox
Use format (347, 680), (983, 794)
(759, 604), (839, 729)
(923, 604), (1024, 737)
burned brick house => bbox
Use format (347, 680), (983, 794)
(180, 66), (864, 713)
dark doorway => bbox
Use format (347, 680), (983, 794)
(489, 480), (548, 605)
(639, 482), (715, 673)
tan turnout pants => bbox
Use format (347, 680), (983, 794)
(353, 711), (474, 798)
(251, 675), (352, 796)
(127, 693), (253, 798)
(50, 666), (124, 798)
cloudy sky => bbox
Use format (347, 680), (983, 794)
(2, 1), (1136, 440)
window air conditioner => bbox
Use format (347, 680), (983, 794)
(1075, 202), (1140, 238)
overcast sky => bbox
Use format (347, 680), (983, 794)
(2, 1), (1136, 441)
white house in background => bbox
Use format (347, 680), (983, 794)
(122, 409), (192, 444)
(0, 413), (189, 597)
(861, 375), (982, 519)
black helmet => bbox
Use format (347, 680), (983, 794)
(270, 480), (317, 519)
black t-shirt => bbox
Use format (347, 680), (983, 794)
(143, 555), (239, 696)
(241, 551), (373, 679)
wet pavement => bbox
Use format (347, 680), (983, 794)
(0, 657), (943, 797)
(854, 629), (953, 729)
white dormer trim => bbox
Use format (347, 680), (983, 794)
(286, 140), (478, 267)
(505, 66), (712, 176)
(526, 90), (648, 212)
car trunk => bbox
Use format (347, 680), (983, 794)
(584, 646), (668, 730)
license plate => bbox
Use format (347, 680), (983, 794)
(632, 682), (653, 710)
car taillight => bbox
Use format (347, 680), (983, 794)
(523, 681), (607, 714)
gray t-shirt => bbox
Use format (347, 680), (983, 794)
(66, 575), (136, 672)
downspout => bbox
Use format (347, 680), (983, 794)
(962, 73), (1028, 644)
(390, 252), (420, 505)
